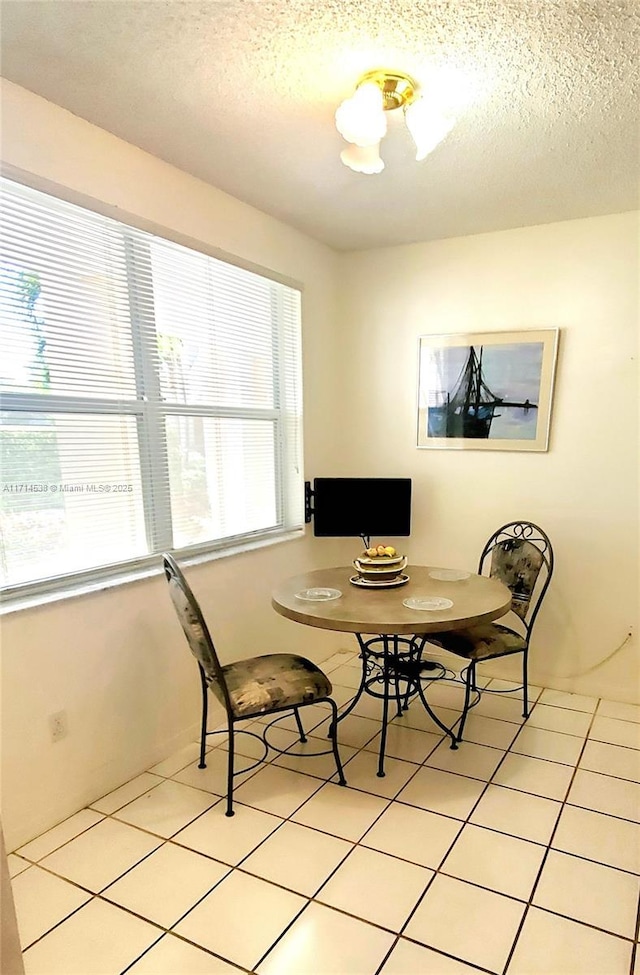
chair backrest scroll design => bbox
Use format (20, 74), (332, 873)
(479, 521), (554, 637)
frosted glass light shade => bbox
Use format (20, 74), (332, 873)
(405, 98), (455, 160)
(340, 142), (384, 174)
(335, 82), (387, 147)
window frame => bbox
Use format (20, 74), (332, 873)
(0, 173), (305, 604)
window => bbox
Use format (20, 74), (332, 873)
(0, 178), (304, 597)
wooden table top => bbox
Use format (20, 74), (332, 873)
(272, 565), (512, 636)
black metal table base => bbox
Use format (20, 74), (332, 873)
(336, 633), (458, 777)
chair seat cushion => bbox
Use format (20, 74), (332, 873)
(209, 653), (332, 718)
(429, 623), (527, 661)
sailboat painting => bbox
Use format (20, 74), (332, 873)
(417, 329), (559, 452)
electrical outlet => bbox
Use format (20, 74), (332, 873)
(49, 710), (68, 742)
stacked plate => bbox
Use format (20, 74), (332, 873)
(351, 553), (409, 588)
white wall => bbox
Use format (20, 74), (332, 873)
(0, 82), (347, 851)
(335, 215), (639, 700)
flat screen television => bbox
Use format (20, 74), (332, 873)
(311, 477), (412, 539)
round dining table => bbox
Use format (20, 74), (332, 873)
(272, 565), (512, 775)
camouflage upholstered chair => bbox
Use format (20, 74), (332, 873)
(427, 521), (554, 743)
(163, 554), (346, 816)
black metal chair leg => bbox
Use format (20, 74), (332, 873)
(225, 718), (235, 817)
(522, 650), (529, 718)
(198, 665), (208, 769)
(328, 699), (346, 785)
(377, 636), (391, 777)
(457, 663), (474, 743)
(293, 706), (308, 743)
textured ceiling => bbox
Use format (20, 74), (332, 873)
(1, 0), (638, 250)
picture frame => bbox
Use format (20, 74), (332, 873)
(417, 328), (559, 451)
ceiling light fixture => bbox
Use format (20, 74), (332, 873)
(336, 69), (455, 174)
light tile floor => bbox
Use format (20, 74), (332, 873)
(10, 650), (640, 975)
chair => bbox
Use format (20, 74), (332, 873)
(427, 521), (554, 742)
(162, 553), (346, 816)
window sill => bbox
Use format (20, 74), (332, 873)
(0, 529), (305, 616)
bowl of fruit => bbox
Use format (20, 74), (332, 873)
(353, 545), (408, 582)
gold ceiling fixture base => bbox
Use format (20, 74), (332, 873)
(358, 70), (419, 111)
(336, 67), (454, 173)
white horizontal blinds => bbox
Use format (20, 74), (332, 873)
(0, 184), (137, 398)
(0, 176), (303, 592)
(0, 181), (148, 588)
(166, 416), (277, 549)
(150, 239), (275, 409)
(0, 412), (147, 586)
(147, 238), (302, 550)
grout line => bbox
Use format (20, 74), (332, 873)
(499, 703), (604, 974)
(213, 689), (460, 967)
(25, 734), (636, 958)
(375, 933), (495, 975)
(594, 700), (640, 726)
(88, 771), (168, 815)
(375, 686), (638, 973)
(630, 884), (640, 975)
(368, 702), (525, 971)
(12, 680), (640, 975)
(515, 902), (638, 944)
(17, 896), (99, 955)
(119, 929), (252, 975)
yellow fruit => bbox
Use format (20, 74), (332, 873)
(366, 547), (377, 558)
(384, 546), (396, 556)
(376, 545), (386, 556)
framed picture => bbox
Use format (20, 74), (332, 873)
(417, 328), (559, 451)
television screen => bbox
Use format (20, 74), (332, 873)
(312, 477), (411, 538)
